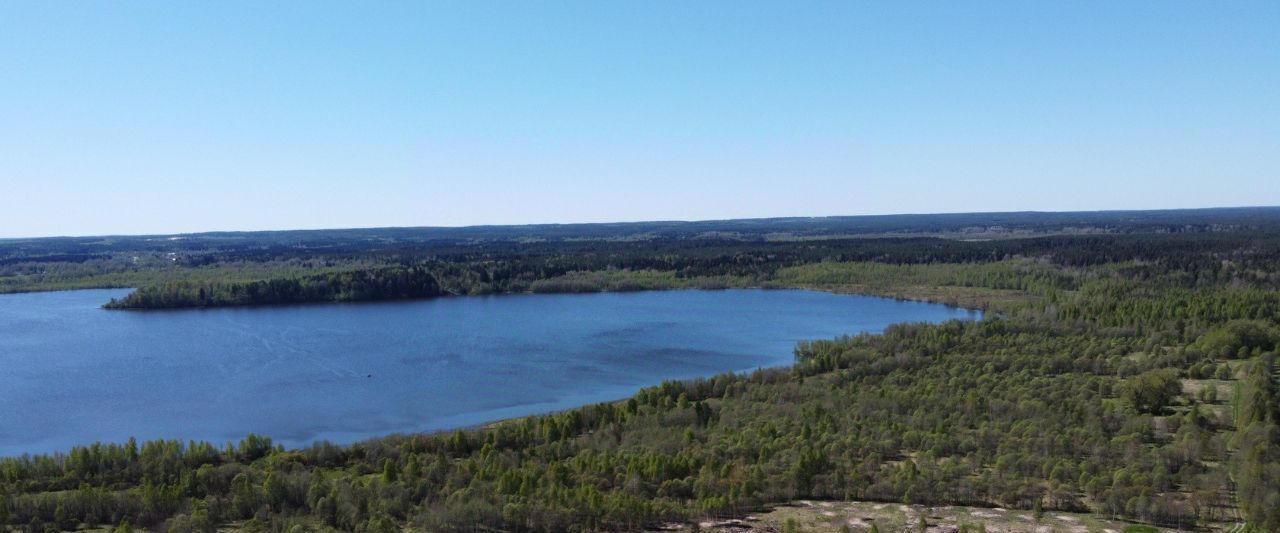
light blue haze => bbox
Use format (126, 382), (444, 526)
(1, 1), (1276, 237)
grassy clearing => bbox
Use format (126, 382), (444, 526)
(780, 282), (1031, 309)
(772, 260), (1071, 309)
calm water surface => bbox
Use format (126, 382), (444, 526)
(0, 288), (976, 456)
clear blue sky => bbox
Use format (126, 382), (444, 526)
(1, 1), (1276, 237)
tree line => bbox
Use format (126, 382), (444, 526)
(103, 267), (441, 309)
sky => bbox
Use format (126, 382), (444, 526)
(1, 1), (1277, 238)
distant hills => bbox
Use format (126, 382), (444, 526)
(4, 206), (1279, 256)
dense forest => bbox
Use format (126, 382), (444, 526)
(1, 211), (1279, 531)
(103, 267), (441, 309)
(3, 207), (1280, 304)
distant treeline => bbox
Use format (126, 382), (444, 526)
(103, 267), (441, 309)
(4, 208), (1280, 298)
(91, 229), (1280, 309)
(4, 207), (1279, 261)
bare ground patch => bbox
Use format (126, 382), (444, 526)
(673, 501), (1206, 532)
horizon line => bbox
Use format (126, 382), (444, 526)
(4, 204), (1278, 241)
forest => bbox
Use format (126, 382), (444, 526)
(3, 206), (1280, 304)
(102, 267), (442, 309)
(0, 210), (1279, 531)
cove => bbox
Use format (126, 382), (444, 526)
(0, 288), (977, 456)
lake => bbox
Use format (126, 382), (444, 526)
(0, 288), (977, 456)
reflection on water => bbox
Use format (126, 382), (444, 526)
(0, 288), (977, 456)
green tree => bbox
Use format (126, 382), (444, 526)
(1121, 369), (1182, 414)
(381, 458), (397, 483)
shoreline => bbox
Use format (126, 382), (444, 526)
(0, 286), (981, 459)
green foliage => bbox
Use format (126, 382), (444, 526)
(1120, 369), (1182, 414)
(1232, 355), (1280, 530)
(775, 258), (1077, 306)
(1194, 320), (1279, 358)
(104, 266), (441, 308)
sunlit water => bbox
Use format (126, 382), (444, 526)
(0, 288), (977, 456)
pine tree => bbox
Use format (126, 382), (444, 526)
(382, 458), (397, 483)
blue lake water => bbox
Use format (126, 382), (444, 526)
(0, 288), (977, 456)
